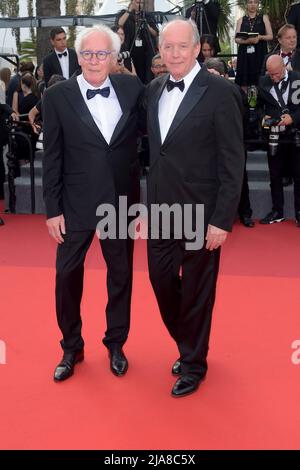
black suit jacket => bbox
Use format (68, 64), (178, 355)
(144, 69), (244, 232)
(258, 71), (300, 127)
(261, 49), (300, 75)
(43, 48), (80, 87)
(288, 4), (300, 49)
(42, 74), (144, 230)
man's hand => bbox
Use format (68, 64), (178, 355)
(46, 214), (66, 244)
(278, 113), (293, 126)
(205, 224), (228, 251)
(10, 112), (19, 121)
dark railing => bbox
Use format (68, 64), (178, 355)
(5, 115), (35, 214)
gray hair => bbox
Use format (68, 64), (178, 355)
(159, 18), (200, 46)
(205, 58), (225, 76)
(75, 24), (121, 55)
(152, 53), (161, 65)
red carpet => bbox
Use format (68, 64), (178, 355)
(1, 208), (300, 450)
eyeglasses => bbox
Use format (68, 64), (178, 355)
(80, 50), (113, 61)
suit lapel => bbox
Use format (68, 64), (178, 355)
(109, 74), (131, 145)
(64, 77), (107, 144)
(163, 69), (208, 145)
(51, 52), (63, 76)
(148, 74), (169, 145)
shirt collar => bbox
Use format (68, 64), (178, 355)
(55, 49), (68, 56)
(77, 73), (113, 92)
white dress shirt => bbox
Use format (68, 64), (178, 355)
(55, 49), (69, 79)
(77, 73), (123, 144)
(270, 70), (289, 106)
(159, 61), (201, 143)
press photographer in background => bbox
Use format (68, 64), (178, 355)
(116, 0), (158, 83)
(185, 0), (221, 54)
(0, 104), (19, 225)
(258, 55), (300, 227)
(111, 25), (137, 75)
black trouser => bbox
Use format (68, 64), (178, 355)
(56, 231), (135, 353)
(238, 150), (252, 218)
(267, 138), (300, 216)
(148, 237), (220, 379)
(0, 146), (5, 198)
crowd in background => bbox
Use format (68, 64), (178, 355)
(2, 0), (300, 228)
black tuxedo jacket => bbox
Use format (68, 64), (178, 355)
(144, 69), (244, 232)
(258, 70), (300, 127)
(288, 4), (300, 49)
(261, 49), (300, 75)
(43, 48), (80, 86)
(42, 74), (144, 230)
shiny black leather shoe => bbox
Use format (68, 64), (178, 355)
(172, 359), (181, 376)
(109, 347), (128, 377)
(0, 217), (4, 226)
(53, 349), (84, 382)
(171, 374), (205, 398)
(240, 216), (255, 228)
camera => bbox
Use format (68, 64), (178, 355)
(118, 51), (131, 63)
(268, 126), (280, 156)
(263, 117), (281, 128)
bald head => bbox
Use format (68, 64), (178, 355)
(266, 55), (286, 83)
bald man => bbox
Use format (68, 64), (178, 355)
(259, 55), (300, 226)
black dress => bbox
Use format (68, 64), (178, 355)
(235, 14), (268, 87)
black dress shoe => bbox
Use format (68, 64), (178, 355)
(53, 349), (84, 382)
(296, 211), (300, 228)
(171, 374), (205, 398)
(172, 359), (181, 376)
(109, 347), (128, 376)
(0, 217), (4, 226)
(240, 216), (255, 228)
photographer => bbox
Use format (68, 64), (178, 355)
(0, 104), (19, 225)
(185, 0), (221, 54)
(116, 0), (158, 83)
(258, 55), (300, 227)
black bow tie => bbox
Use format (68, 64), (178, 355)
(281, 52), (292, 58)
(86, 87), (110, 100)
(166, 79), (185, 92)
(58, 51), (67, 58)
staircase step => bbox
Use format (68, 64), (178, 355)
(20, 161), (43, 178)
(246, 161), (270, 182)
(4, 177), (45, 214)
(247, 149), (268, 163)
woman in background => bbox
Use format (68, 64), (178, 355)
(235, 0), (273, 92)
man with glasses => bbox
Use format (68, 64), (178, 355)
(43, 25), (143, 382)
(151, 54), (168, 78)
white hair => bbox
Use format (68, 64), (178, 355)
(159, 18), (200, 46)
(75, 24), (121, 55)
